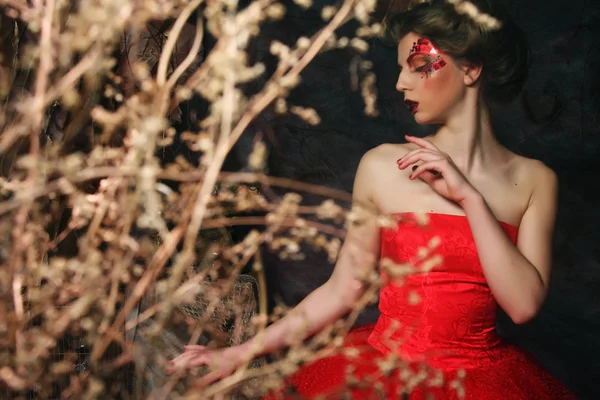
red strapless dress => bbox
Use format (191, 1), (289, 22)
(263, 213), (577, 400)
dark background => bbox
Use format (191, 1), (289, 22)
(217, 0), (600, 398)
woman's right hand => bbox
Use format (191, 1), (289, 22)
(167, 344), (246, 384)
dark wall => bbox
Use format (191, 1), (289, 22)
(234, 0), (600, 398)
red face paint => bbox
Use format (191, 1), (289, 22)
(407, 38), (447, 78)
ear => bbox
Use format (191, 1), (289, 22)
(462, 63), (483, 86)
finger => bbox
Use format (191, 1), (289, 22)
(396, 149), (437, 167)
(405, 135), (440, 151)
(413, 165), (442, 179)
(184, 353), (212, 369)
(166, 363), (189, 376)
(169, 354), (190, 366)
(171, 350), (201, 363)
(199, 370), (223, 386)
(397, 151), (442, 170)
(166, 357), (192, 375)
(184, 345), (206, 350)
(397, 148), (439, 164)
(397, 147), (438, 159)
(170, 350), (200, 364)
(398, 150), (442, 169)
(410, 161), (444, 181)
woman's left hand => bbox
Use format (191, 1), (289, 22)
(397, 135), (478, 205)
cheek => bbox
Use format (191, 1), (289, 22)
(417, 56), (451, 88)
(421, 71), (456, 102)
(422, 74), (445, 91)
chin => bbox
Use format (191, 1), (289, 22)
(413, 111), (444, 126)
(413, 113), (435, 125)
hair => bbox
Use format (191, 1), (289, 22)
(384, 0), (530, 104)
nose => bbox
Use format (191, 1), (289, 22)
(395, 68), (411, 93)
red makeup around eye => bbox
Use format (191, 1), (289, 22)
(408, 38), (447, 78)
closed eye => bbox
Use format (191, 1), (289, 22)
(408, 54), (436, 73)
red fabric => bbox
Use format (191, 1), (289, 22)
(263, 213), (577, 400)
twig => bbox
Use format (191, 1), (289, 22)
(89, 183), (200, 362)
(0, 170), (361, 217)
(225, 0), (359, 154)
(32, 0), (54, 116)
(165, 9), (204, 92)
(156, 0), (204, 87)
(43, 51), (99, 105)
(11, 274), (24, 348)
(0, 1), (96, 155)
(153, 237), (264, 397)
(0, 0), (28, 15)
(123, 264), (214, 331)
(200, 215), (347, 238)
(171, 14), (251, 314)
(8, 0), (55, 365)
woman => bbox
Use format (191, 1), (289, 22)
(169, 0), (578, 398)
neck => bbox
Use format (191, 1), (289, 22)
(430, 94), (501, 173)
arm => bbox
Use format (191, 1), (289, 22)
(461, 163), (558, 324)
(237, 150), (382, 359)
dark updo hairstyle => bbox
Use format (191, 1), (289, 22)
(384, 0), (530, 104)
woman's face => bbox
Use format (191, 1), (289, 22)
(396, 32), (467, 124)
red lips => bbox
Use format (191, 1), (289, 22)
(404, 99), (419, 114)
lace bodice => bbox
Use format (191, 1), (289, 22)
(368, 212), (519, 369)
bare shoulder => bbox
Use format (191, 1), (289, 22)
(513, 155), (557, 189)
(359, 143), (413, 166)
(356, 143), (413, 185)
(355, 144), (397, 185)
(528, 159), (559, 208)
(509, 154), (558, 207)
(532, 159), (558, 188)
(354, 143), (412, 204)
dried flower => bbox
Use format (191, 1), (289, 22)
(266, 3), (286, 20)
(0, 0), (446, 397)
(321, 6), (337, 21)
(316, 199), (344, 220)
(337, 37), (349, 48)
(447, 0), (501, 30)
(248, 139), (267, 170)
(293, 0), (312, 10)
(350, 38), (369, 54)
(275, 97), (287, 114)
(290, 105), (320, 125)
(361, 72), (378, 117)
